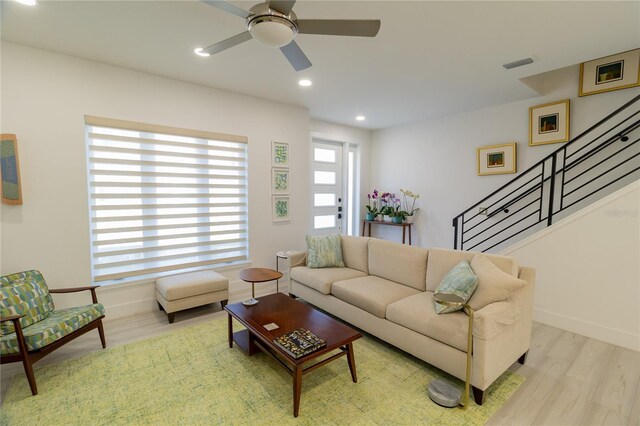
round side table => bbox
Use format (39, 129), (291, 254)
(239, 268), (283, 306)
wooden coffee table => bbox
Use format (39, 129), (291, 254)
(224, 293), (362, 417)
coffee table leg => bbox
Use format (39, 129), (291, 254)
(346, 343), (357, 383)
(227, 313), (233, 348)
(293, 365), (302, 417)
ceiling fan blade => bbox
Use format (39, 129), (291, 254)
(269, 0), (296, 15)
(201, 0), (251, 19)
(202, 31), (252, 55)
(280, 40), (312, 71)
(297, 19), (381, 37)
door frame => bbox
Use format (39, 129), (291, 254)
(310, 133), (362, 236)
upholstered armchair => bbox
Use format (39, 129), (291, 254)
(0, 270), (106, 395)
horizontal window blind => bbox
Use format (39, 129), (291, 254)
(85, 116), (248, 283)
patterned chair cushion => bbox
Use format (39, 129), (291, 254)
(0, 303), (105, 355)
(0, 270), (55, 335)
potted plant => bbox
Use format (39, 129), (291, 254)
(365, 190), (379, 221)
(400, 189), (420, 223)
(379, 192), (395, 221)
(388, 196), (407, 223)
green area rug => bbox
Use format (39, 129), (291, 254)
(1, 318), (523, 425)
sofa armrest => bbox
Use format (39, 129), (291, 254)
(50, 285), (100, 304)
(473, 301), (520, 340)
(473, 265), (535, 341)
(288, 251), (307, 270)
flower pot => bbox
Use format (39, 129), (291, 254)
(383, 215), (392, 222)
(392, 216), (403, 224)
(404, 215), (414, 224)
(366, 213), (375, 221)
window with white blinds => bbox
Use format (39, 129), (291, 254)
(85, 116), (248, 283)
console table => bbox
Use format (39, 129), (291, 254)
(361, 220), (413, 245)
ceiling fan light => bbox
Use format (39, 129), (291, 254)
(248, 17), (297, 48)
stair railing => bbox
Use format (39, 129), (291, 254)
(453, 94), (640, 252)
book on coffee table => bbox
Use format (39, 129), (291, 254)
(273, 328), (326, 359)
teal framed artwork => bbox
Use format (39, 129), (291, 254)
(272, 196), (290, 222)
(1, 134), (23, 205)
(272, 168), (290, 194)
(272, 141), (290, 167)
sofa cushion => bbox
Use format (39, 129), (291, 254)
(306, 234), (345, 268)
(386, 292), (469, 352)
(425, 248), (519, 292)
(0, 270), (55, 336)
(468, 255), (527, 311)
(368, 239), (429, 291)
(341, 235), (370, 274)
(331, 276), (420, 318)
(433, 260), (478, 314)
(290, 267), (366, 295)
(0, 303), (105, 355)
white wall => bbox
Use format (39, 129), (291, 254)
(501, 182), (640, 351)
(0, 42), (312, 317)
(371, 65), (640, 248)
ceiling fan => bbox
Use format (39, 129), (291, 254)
(198, 0), (381, 71)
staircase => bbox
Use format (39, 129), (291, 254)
(453, 94), (640, 252)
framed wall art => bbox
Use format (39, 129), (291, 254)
(579, 49), (640, 97)
(1, 134), (23, 205)
(272, 195), (290, 222)
(477, 142), (517, 176)
(272, 167), (290, 194)
(529, 99), (570, 146)
(272, 141), (290, 167)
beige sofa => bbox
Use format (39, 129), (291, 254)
(288, 235), (535, 405)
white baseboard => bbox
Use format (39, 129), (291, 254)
(534, 307), (639, 352)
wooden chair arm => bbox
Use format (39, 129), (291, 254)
(0, 314), (29, 356)
(49, 286), (100, 304)
(0, 313), (26, 323)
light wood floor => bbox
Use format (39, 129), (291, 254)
(1, 283), (638, 425)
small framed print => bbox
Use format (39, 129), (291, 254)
(1, 134), (23, 205)
(477, 142), (517, 176)
(272, 141), (290, 167)
(272, 196), (290, 222)
(272, 168), (290, 194)
(579, 49), (640, 97)
(529, 99), (570, 146)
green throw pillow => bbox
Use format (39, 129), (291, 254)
(433, 260), (478, 314)
(306, 234), (345, 269)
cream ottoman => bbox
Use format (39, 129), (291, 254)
(156, 270), (229, 323)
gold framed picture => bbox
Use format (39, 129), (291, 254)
(477, 142), (517, 176)
(579, 49), (640, 97)
(529, 99), (570, 146)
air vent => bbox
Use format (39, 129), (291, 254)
(503, 57), (534, 69)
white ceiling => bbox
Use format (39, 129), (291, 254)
(2, 1), (639, 129)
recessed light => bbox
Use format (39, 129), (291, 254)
(355, 116), (366, 121)
(298, 79), (312, 87)
(194, 48), (210, 57)
(14, 0), (37, 5)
